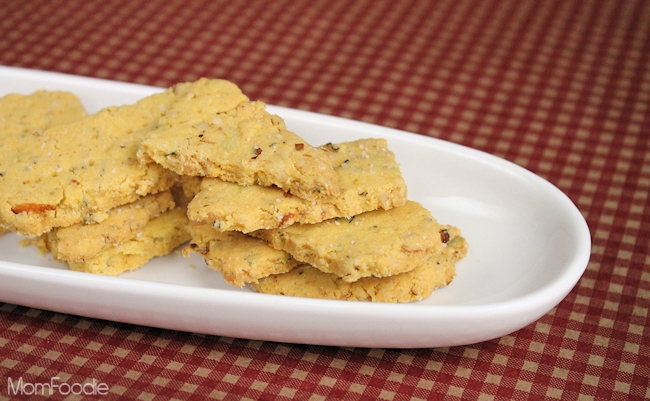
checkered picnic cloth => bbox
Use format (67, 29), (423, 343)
(1, 0), (648, 399)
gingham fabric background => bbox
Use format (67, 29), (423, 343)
(1, 0), (649, 400)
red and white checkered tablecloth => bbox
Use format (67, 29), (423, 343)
(1, 0), (649, 399)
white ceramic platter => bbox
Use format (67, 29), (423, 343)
(0, 67), (591, 348)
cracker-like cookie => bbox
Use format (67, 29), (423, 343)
(1, 90), (88, 232)
(66, 207), (190, 276)
(137, 78), (339, 200)
(183, 224), (299, 287)
(252, 226), (468, 303)
(253, 258), (444, 303)
(187, 138), (407, 232)
(0, 89), (181, 237)
(0, 90), (87, 138)
(252, 201), (447, 282)
(41, 190), (176, 263)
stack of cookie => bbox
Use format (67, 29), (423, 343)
(181, 137), (411, 286)
(132, 78), (468, 303)
(0, 88), (194, 274)
(1, 79), (467, 302)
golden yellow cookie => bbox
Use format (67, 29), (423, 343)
(254, 260), (446, 303)
(187, 138), (407, 232)
(0, 88), (181, 237)
(253, 226), (468, 303)
(0, 90), (87, 138)
(67, 207), (190, 276)
(183, 224), (299, 287)
(41, 190), (176, 263)
(138, 78), (339, 201)
(0, 90), (87, 232)
(252, 201), (448, 282)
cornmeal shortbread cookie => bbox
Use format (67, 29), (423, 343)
(187, 138), (407, 232)
(0, 90), (87, 232)
(0, 90), (87, 139)
(0, 88), (181, 237)
(40, 190), (176, 263)
(67, 207), (190, 276)
(252, 201), (447, 282)
(138, 78), (339, 200)
(184, 224), (299, 287)
(253, 225), (468, 303)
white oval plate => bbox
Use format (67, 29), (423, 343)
(0, 67), (590, 348)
